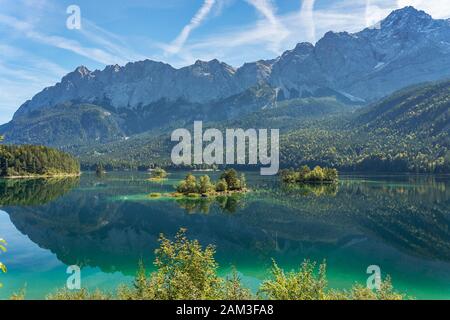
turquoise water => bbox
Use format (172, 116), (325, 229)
(0, 172), (450, 299)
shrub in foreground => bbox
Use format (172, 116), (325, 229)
(43, 229), (407, 301)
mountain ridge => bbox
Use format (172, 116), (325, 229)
(10, 6), (450, 120)
(1, 5), (450, 171)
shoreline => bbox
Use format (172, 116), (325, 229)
(147, 177), (168, 182)
(148, 189), (250, 200)
(1, 173), (81, 180)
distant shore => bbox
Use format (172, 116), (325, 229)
(1, 173), (81, 179)
(148, 188), (250, 200)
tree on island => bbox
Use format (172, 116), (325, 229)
(281, 166), (338, 184)
(215, 179), (228, 192)
(149, 168), (168, 180)
(177, 173), (198, 194)
(220, 169), (241, 191)
(176, 170), (247, 196)
(95, 163), (105, 177)
(198, 175), (215, 194)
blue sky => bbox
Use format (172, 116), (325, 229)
(0, 0), (449, 125)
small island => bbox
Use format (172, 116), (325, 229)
(175, 169), (247, 197)
(146, 169), (248, 200)
(0, 140), (80, 179)
(280, 165), (338, 184)
(148, 168), (168, 182)
(95, 163), (106, 177)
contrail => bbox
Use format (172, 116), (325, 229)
(365, 0), (383, 29)
(246, 0), (279, 27)
(300, 0), (316, 43)
(168, 0), (216, 54)
(246, 0), (289, 53)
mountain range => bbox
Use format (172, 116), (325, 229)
(1, 6), (450, 172)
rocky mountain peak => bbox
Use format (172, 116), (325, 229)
(104, 64), (121, 73)
(194, 59), (235, 71)
(381, 6), (433, 30)
(61, 66), (93, 83)
(293, 42), (314, 52)
(75, 65), (91, 77)
(9, 6), (450, 121)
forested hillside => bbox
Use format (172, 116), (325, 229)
(74, 80), (450, 173)
(0, 143), (80, 177)
(281, 80), (450, 173)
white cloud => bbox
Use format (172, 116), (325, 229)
(79, 19), (148, 64)
(163, 1), (377, 67)
(0, 44), (69, 124)
(397, 0), (450, 19)
(166, 0), (217, 55)
(245, 0), (289, 52)
(0, 14), (132, 65)
(300, 0), (317, 43)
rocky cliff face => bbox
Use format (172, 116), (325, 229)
(3, 6), (450, 147)
(13, 6), (450, 119)
(270, 6), (450, 101)
(14, 59), (245, 117)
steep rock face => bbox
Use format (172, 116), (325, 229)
(13, 6), (450, 119)
(14, 59), (243, 118)
(269, 42), (329, 99)
(235, 60), (274, 89)
(270, 6), (450, 101)
(4, 6), (450, 148)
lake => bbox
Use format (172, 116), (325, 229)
(0, 172), (450, 299)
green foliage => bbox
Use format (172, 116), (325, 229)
(117, 260), (153, 300)
(198, 175), (215, 194)
(46, 288), (112, 300)
(9, 287), (26, 300)
(215, 179), (228, 192)
(281, 166), (338, 184)
(220, 169), (242, 191)
(280, 80), (450, 174)
(222, 268), (254, 300)
(259, 260), (407, 300)
(148, 192), (162, 198)
(259, 260), (328, 300)
(176, 173), (199, 194)
(0, 238), (6, 289)
(44, 229), (406, 301)
(117, 228), (224, 300)
(0, 145), (79, 177)
(327, 276), (406, 300)
(151, 228), (223, 300)
(239, 174), (247, 189)
(150, 168), (168, 179)
(176, 171), (246, 195)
